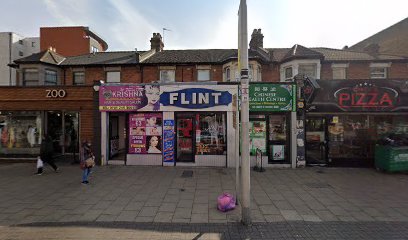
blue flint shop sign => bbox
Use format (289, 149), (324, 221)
(160, 86), (237, 111)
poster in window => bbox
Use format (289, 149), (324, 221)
(249, 121), (266, 155)
(272, 145), (285, 161)
(163, 120), (175, 162)
(129, 113), (162, 154)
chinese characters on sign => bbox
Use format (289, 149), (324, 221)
(249, 84), (296, 112)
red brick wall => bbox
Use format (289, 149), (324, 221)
(40, 27), (90, 57)
(142, 66), (158, 83)
(347, 62), (369, 79)
(212, 65), (223, 82)
(122, 66), (142, 83)
(389, 63), (408, 79)
(320, 63), (332, 80)
(262, 64), (279, 82)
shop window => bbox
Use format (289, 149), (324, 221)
(106, 71), (121, 83)
(160, 70), (175, 83)
(196, 113), (226, 155)
(45, 69), (57, 85)
(197, 69), (210, 81)
(73, 72), (85, 85)
(23, 68), (39, 86)
(0, 111), (42, 157)
(269, 115), (288, 162)
(128, 113), (162, 154)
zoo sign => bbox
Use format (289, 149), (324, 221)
(45, 89), (66, 98)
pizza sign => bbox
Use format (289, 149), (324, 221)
(334, 83), (398, 111)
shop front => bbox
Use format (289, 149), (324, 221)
(305, 79), (408, 167)
(0, 86), (95, 161)
(249, 83), (297, 168)
(99, 83), (239, 167)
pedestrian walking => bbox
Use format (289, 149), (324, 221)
(80, 140), (95, 185)
(36, 156), (43, 175)
(40, 135), (59, 172)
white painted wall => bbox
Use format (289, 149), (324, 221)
(0, 32), (39, 86)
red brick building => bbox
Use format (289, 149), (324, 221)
(1, 28), (408, 167)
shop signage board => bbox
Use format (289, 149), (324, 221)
(99, 85), (161, 111)
(128, 113), (162, 154)
(163, 120), (175, 162)
(307, 80), (408, 112)
(249, 84), (296, 112)
(160, 85), (238, 112)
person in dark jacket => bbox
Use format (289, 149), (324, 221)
(80, 140), (94, 184)
(40, 135), (59, 172)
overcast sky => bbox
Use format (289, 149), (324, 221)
(1, 0), (407, 51)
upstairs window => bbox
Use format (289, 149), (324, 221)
(298, 64), (317, 79)
(224, 67), (231, 82)
(73, 72), (85, 85)
(23, 69), (39, 86)
(160, 70), (175, 83)
(197, 69), (210, 81)
(45, 70), (57, 85)
(91, 46), (99, 53)
(370, 67), (387, 79)
(284, 67), (293, 81)
(106, 71), (121, 83)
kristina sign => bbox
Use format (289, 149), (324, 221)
(160, 85), (238, 112)
(308, 80), (408, 112)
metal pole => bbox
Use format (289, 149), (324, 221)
(238, 0), (251, 225)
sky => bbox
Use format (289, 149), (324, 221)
(1, 0), (407, 51)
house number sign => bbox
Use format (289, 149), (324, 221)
(46, 89), (66, 98)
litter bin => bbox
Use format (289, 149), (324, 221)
(375, 145), (408, 172)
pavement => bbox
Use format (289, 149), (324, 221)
(1, 162), (408, 239)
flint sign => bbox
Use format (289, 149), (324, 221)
(160, 85), (238, 111)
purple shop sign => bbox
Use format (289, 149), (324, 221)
(99, 85), (161, 112)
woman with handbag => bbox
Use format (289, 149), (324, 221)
(80, 140), (95, 185)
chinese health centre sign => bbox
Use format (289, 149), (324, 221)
(249, 84), (296, 112)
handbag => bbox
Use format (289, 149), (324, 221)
(85, 156), (95, 167)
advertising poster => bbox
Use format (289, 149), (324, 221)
(249, 121), (266, 155)
(163, 120), (175, 162)
(129, 113), (162, 154)
(272, 145), (285, 161)
(99, 85), (160, 112)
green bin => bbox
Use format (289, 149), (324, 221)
(375, 145), (408, 172)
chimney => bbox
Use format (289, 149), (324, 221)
(150, 33), (164, 52)
(249, 29), (264, 49)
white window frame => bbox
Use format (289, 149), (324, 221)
(224, 67), (231, 82)
(370, 63), (390, 79)
(197, 69), (210, 81)
(298, 64), (317, 79)
(159, 69), (175, 83)
(106, 71), (121, 83)
(280, 59), (321, 82)
(331, 63), (349, 80)
(284, 66), (293, 81)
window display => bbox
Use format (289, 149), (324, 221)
(0, 111), (42, 156)
(196, 113), (226, 155)
(129, 113), (162, 154)
(249, 121), (266, 155)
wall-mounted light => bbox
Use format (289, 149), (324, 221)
(93, 80), (105, 92)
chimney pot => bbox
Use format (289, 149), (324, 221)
(250, 28), (264, 49)
(150, 33), (164, 52)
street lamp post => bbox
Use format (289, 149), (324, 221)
(238, 0), (251, 225)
